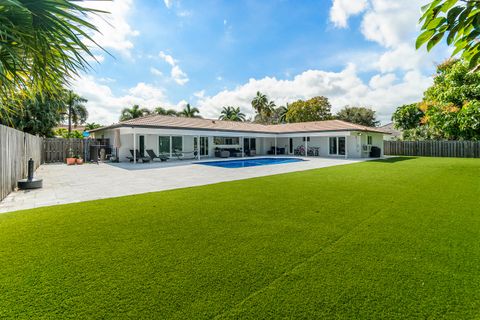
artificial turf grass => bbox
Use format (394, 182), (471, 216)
(0, 157), (479, 319)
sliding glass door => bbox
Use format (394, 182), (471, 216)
(159, 136), (170, 155)
(194, 136), (209, 156)
(329, 137), (346, 156)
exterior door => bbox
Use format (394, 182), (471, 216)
(338, 137), (346, 156)
(289, 138), (293, 154)
(200, 137), (208, 156)
(158, 136), (170, 155)
(195, 137), (209, 156)
(139, 136), (145, 156)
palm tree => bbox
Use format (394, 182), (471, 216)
(120, 105), (151, 121)
(155, 107), (179, 116)
(64, 91), (88, 133)
(251, 91), (268, 116)
(219, 106), (246, 121)
(85, 122), (102, 130)
(180, 103), (201, 118)
(264, 100), (276, 118)
(0, 1), (106, 109)
(277, 104), (289, 123)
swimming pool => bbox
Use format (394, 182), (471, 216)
(196, 157), (306, 168)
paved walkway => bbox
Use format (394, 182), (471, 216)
(0, 157), (367, 213)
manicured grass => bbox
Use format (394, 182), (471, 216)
(1, 157), (479, 319)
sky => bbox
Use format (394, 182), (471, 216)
(73, 0), (449, 125)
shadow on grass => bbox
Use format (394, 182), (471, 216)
(372, 156), (417, 164)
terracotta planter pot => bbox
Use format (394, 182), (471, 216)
(66, 157), (76, 165)
(76, 158), (84, 165)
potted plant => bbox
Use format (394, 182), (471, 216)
(66, 148), (76, 165)
(76, 155), (84, 165)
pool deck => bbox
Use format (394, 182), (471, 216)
(0, 156), (369, 213)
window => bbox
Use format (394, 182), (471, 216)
(139, 136), (145, 156)
(172, 136), (183, 152)
(195, 137), (209, 156)
(243, 138), (256, 151)
(367, 135), (373, 145)
(329, 137), (346, 156)
(302, 137), (311, 142)
(329, 137), (337, 155)
(158, 136), (170, 154)
(338, 137), (346, 156)
(214, 137), (239, 145)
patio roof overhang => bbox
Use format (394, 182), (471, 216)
(97, 125), (382, 138)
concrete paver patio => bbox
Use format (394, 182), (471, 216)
(0, 157), (368, 213)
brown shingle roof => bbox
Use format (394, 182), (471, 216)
(91, 115), (387, 134)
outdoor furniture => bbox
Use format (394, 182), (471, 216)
(234, 152), (243, 157)
(172, 149), (198, 160)
(127, 149), (150, 163)
(267, 147), (286, 155)
(146, 149), (168, 162)
(220, 150), (230, 158)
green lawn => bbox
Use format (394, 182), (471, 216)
(1, 157), (479, 319)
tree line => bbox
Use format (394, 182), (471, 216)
(392, 59), (480, 141)
(122, 95), (380, 127)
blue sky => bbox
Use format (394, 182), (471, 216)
(74, 0), (448, 125)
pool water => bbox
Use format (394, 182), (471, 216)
(195, 157), (306, 168)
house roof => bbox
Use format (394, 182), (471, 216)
(90, 115), (388, 134)
(379, 122), (402, 137)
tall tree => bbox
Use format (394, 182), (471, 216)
(285, 96), (332, 123)
(416, 0), (480, 71)
(120, 105), (151, 121)
(85, 123), (102, 130)
(336, 106), (379, 127)
(155, 107), (178, 116)
(251, 91), (268, 115)
(391, 59), (480, 140)
(180, 103), (201, 118)
(219, 106), (246, 121)
(0, 0), (108, 116)
(64, 91), (88, 133)
(251, 92), (276, 123)
(0, 90), (64, 137)
(276, 104), (289, 124)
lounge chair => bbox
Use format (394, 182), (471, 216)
(172, 149), (198, 160)
(126, 149), (150, 163)
(146, 149), (168, 162)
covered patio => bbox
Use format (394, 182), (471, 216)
(90, 116), (386, 162)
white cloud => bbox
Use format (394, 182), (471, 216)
(360, 0), (421, 48)
(368, 73), (396, 89)
(164, 0), (173, 9)
(330, 0), (368, 28)
(329, 0), (436, 75)
(150, 67), (163, 76)
(196, 65), (431, 124)
(159, 51), (176, 66)
(158, 51), (189, 85)
(194, 90), (205, 98)
(71, 75), (179, 125)
(83, 0), (139, 57)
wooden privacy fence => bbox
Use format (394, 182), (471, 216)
(384, 140), (480, 158)
(43, 138), (111, 163)
(0, 124), (43, 201)
(43, 138), (84, 163)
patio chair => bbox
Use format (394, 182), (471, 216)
(146, 149), (168, 162)
(173, 149), (198, 160)
(126, 149), (151, 163)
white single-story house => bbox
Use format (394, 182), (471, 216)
(90, 115), (388, 162)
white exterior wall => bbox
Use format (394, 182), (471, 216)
(93, 127), (385, 161)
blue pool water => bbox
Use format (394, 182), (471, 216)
(196, 157), (306, 168)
